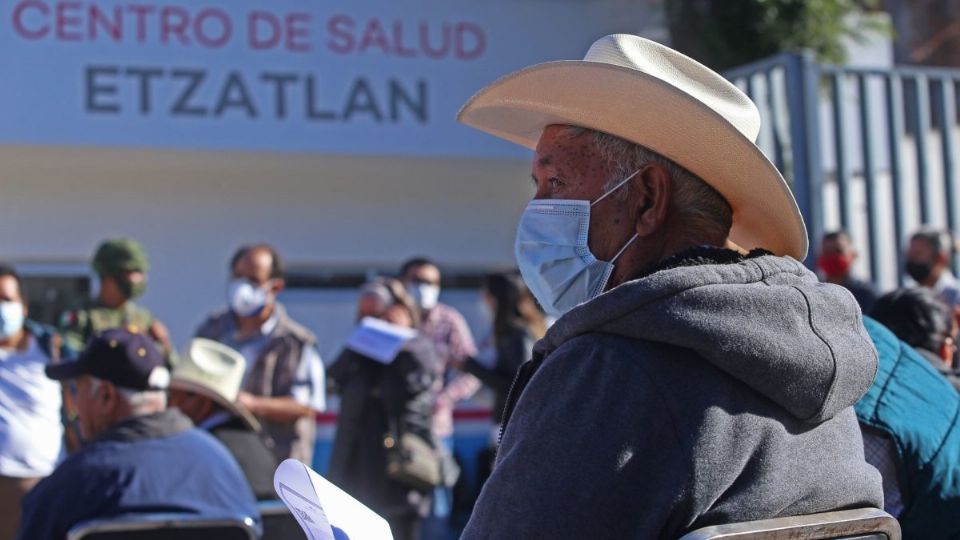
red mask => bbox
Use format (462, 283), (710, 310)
(818, 254), (851, 278)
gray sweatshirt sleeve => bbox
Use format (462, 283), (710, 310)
(461, 335), (690, 539)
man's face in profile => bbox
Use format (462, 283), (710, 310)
(72, 376), (112, 441)
(531, 126), (630, 262)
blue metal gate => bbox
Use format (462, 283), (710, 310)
(725, 53), (960, 289)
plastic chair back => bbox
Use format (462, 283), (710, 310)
(679, 508), (900, 540)
(66, 513), (257, 540)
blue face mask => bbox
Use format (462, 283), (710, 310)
(515, 170), (641, 318)
(0, 301), (24, 340)
(227, 278), (271, 318)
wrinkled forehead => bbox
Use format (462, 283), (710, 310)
(535, 126), (599, 164)
(532, 126), (621, 202)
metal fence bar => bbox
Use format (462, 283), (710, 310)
(937, 78), (960, 272)
(724, 52), (798, 81)
(885, 74), (908, 286)
(823, 64), (960, 79)
(857, 74), (881, 282)
(728, 52), (960, 287)
(765, 69), (786, 173)
(914, 75), (934, 224)
(831, 73), (852, 231)
(784, 51), (824, 263)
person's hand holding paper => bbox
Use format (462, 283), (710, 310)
(344, 317), (417, 364)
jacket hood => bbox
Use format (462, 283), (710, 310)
(535, 249), (878, 424)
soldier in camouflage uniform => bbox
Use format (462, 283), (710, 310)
(56, 239), (175, 452)
(59, 239), (174, 364)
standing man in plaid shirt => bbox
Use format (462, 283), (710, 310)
(400, 257), (479, 538)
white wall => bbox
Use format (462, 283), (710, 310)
(0, 0), (667, 158)
(0, 0), (669, 352)
(0, 145), (532, 349)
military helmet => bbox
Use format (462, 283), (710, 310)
(92, 238), (150, 276)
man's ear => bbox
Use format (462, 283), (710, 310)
(635, 163), (672, 237)
(940, 338), (955, 366)
(100, 381), (116, 404)
(937, 251), (951, 268)
(272, 278), (286, 295)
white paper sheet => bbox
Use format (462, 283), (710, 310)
(344, 317), (417, 364)
(274, 459), (394, 540)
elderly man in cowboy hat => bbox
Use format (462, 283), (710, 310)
(456, 34), (883, 538)
(169, 338), (278, 500)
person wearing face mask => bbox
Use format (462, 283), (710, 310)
(399, 258), (479, 440)
(327, 278), (440, 540)
(0, 265), (70, 540)
(195, 243), (326, 464)
(456, 34), (882, 538)
(58, 238), (174, 366)
(399, 257), (479, 539)
(817, 230), (879, 313)
(905, 227), (960, 311)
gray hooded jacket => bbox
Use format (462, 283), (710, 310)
(462, 249), (883, 539)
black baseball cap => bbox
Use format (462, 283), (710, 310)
(46, 328), (170, 391)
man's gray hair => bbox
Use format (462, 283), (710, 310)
(561, 126), (733, 240)
(89, 378), (167, 415)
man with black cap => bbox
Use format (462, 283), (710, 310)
(16, 329), (260, 540)
(59, 238), (174, 363)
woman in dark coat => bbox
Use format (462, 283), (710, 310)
(327, 278), (440, 540)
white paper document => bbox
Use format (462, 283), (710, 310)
(274, 459), (394, 540)
(344, 317), (417, 364)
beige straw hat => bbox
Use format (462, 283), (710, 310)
(457, 34), (808, 260)
(171, 338), (261, 432)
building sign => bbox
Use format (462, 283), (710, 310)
(0, 0), (664, 157)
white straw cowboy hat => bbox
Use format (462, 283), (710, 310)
(171, 338), (261, 432)
(457, 34), (808, 260)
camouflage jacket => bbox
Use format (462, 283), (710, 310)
(58, 300), (175, 365)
